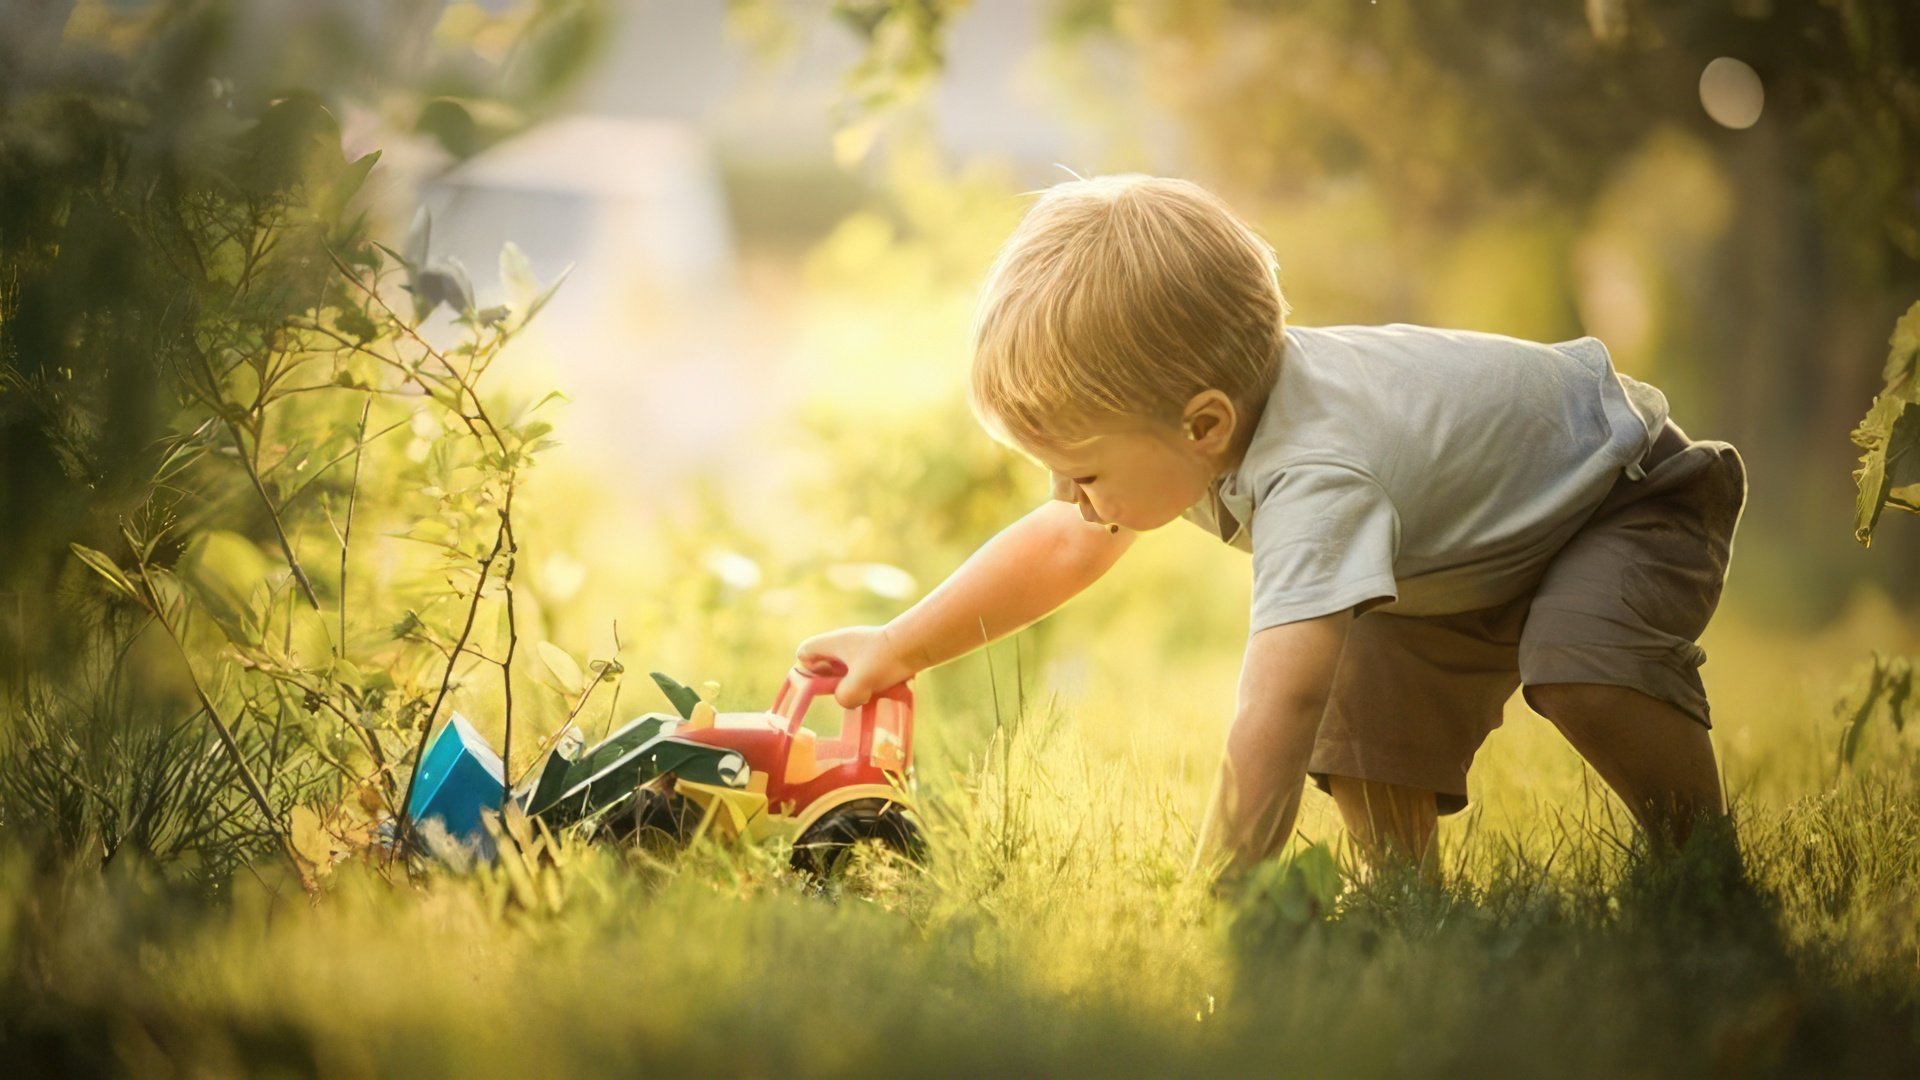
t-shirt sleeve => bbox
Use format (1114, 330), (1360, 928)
(1246, 465), (1400, 633)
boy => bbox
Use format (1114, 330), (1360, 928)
(795, 175), (1746, 882)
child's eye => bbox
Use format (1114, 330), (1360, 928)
(1073, 476), (1097, 486)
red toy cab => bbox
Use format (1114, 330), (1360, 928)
(669, 660), (922, 872)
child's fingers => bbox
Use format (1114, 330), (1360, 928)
(795, 634), (855, 677)
(794, 632), (838, 663)
(834, 680), (875, 709)
(806, 657), (848, 676)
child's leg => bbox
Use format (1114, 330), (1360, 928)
(1523, 681), (1723, 847)
(1518, 433), (1745, 851)
(1307, 598), (1530, 885)
(1327, 775), (1440, 881)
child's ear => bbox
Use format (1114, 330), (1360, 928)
(1182, 390), (1236, 445)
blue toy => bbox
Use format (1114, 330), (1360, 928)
(405, 713), (504, 848)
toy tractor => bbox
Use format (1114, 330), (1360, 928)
(406, 660), (922, 874)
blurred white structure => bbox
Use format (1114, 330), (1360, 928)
(417, 114), (764, 489)
(576, 0), (1087, 172)
(421, 114), (735, 308)
(395, 1), (1092, 521)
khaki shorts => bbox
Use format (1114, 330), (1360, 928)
(1307, 421), (1748, 814)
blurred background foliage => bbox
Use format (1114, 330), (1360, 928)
(4, 1), (1920, 1074)
(0, 0), (615, 888)
(0, 0), (606, 677)
(1027, 0), (1920, 612)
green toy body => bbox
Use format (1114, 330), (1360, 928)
(405, 664), (920, 873)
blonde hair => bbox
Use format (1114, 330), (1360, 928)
(967, 174), (1288, 453)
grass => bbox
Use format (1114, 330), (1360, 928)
(4, 588), (1920, 1077)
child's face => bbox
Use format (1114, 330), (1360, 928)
(1024, 418), (1221, 532)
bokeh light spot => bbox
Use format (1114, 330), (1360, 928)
(1699, 57), (1764, 129)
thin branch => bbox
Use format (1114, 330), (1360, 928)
(339, 396), (371, 654)
(246, 666), (393, 812)
(327, 250), (510, 452)
(218, 413), (321, 610)
(523, 624), (621, 766)
(274, 413), (408, 511)
(565, 668), (612, 729)
(391, 504), (511, 861)
(288, 319), (457, 398)
(267, 382), (418, 401)
(179, 346), (310, 608)
(499, 496), (519, 818)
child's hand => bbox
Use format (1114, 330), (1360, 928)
(794, 625), (917, 709)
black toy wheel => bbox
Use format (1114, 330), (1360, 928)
(789, 799), (925, 877)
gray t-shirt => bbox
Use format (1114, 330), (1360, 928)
(1048, 323), (1669, 633)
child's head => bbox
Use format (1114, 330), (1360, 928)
(967, 174), (1288, 531)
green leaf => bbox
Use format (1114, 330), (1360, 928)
(266, 602), (334, 672)
(410, 258), (476, 319)
(649, 671), (702, 720)
(231, 93), (346, 198)
(392, 518), (456, 549)
(390, 610), (423, 639)
(1853, 300), (1920, 546)
(175, 531), (276, 643)
(1890, 481), (1920, 516)
(416, 98), (479, 159)
(1884, 300), (1920, 388)
(221, 360), (261, 410)
(537, 642), (585, 695)
(290, 806), (333, 874)
(1235, 841), (1344, 930)
(317, 149), (381, 222)
(1852, 396), (1920, 546)
(1290, 842), (1343, 911)
(524, 264), (573, 326)
(70, 543), (138, 600)
(1840, 655), (1891, 768)
(424, 436), (459, 493)
(500, 241), (539, 311)
(1887, 401), (1920, 512)
(156, 419), (217, 483)
(1886, 659), (1913, 734)
(402, 207), (431, 273)
(335, 305), (380, 344)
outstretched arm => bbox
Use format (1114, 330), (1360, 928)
(797, 499), (1135, 706)
(1192, 609), (1352, 884)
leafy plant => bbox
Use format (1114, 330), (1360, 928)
(1227, 841), (1345, 950)
(1849, 300), (1920, 546)
(1835, 652), (1914, 769)
(0, 638), (265, 882)
(0, 1), (616, 890)
(0, 0), (603, 680)
(68, 207), (587, 887)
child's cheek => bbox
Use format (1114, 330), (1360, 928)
(1090, 494), (1120, 525)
